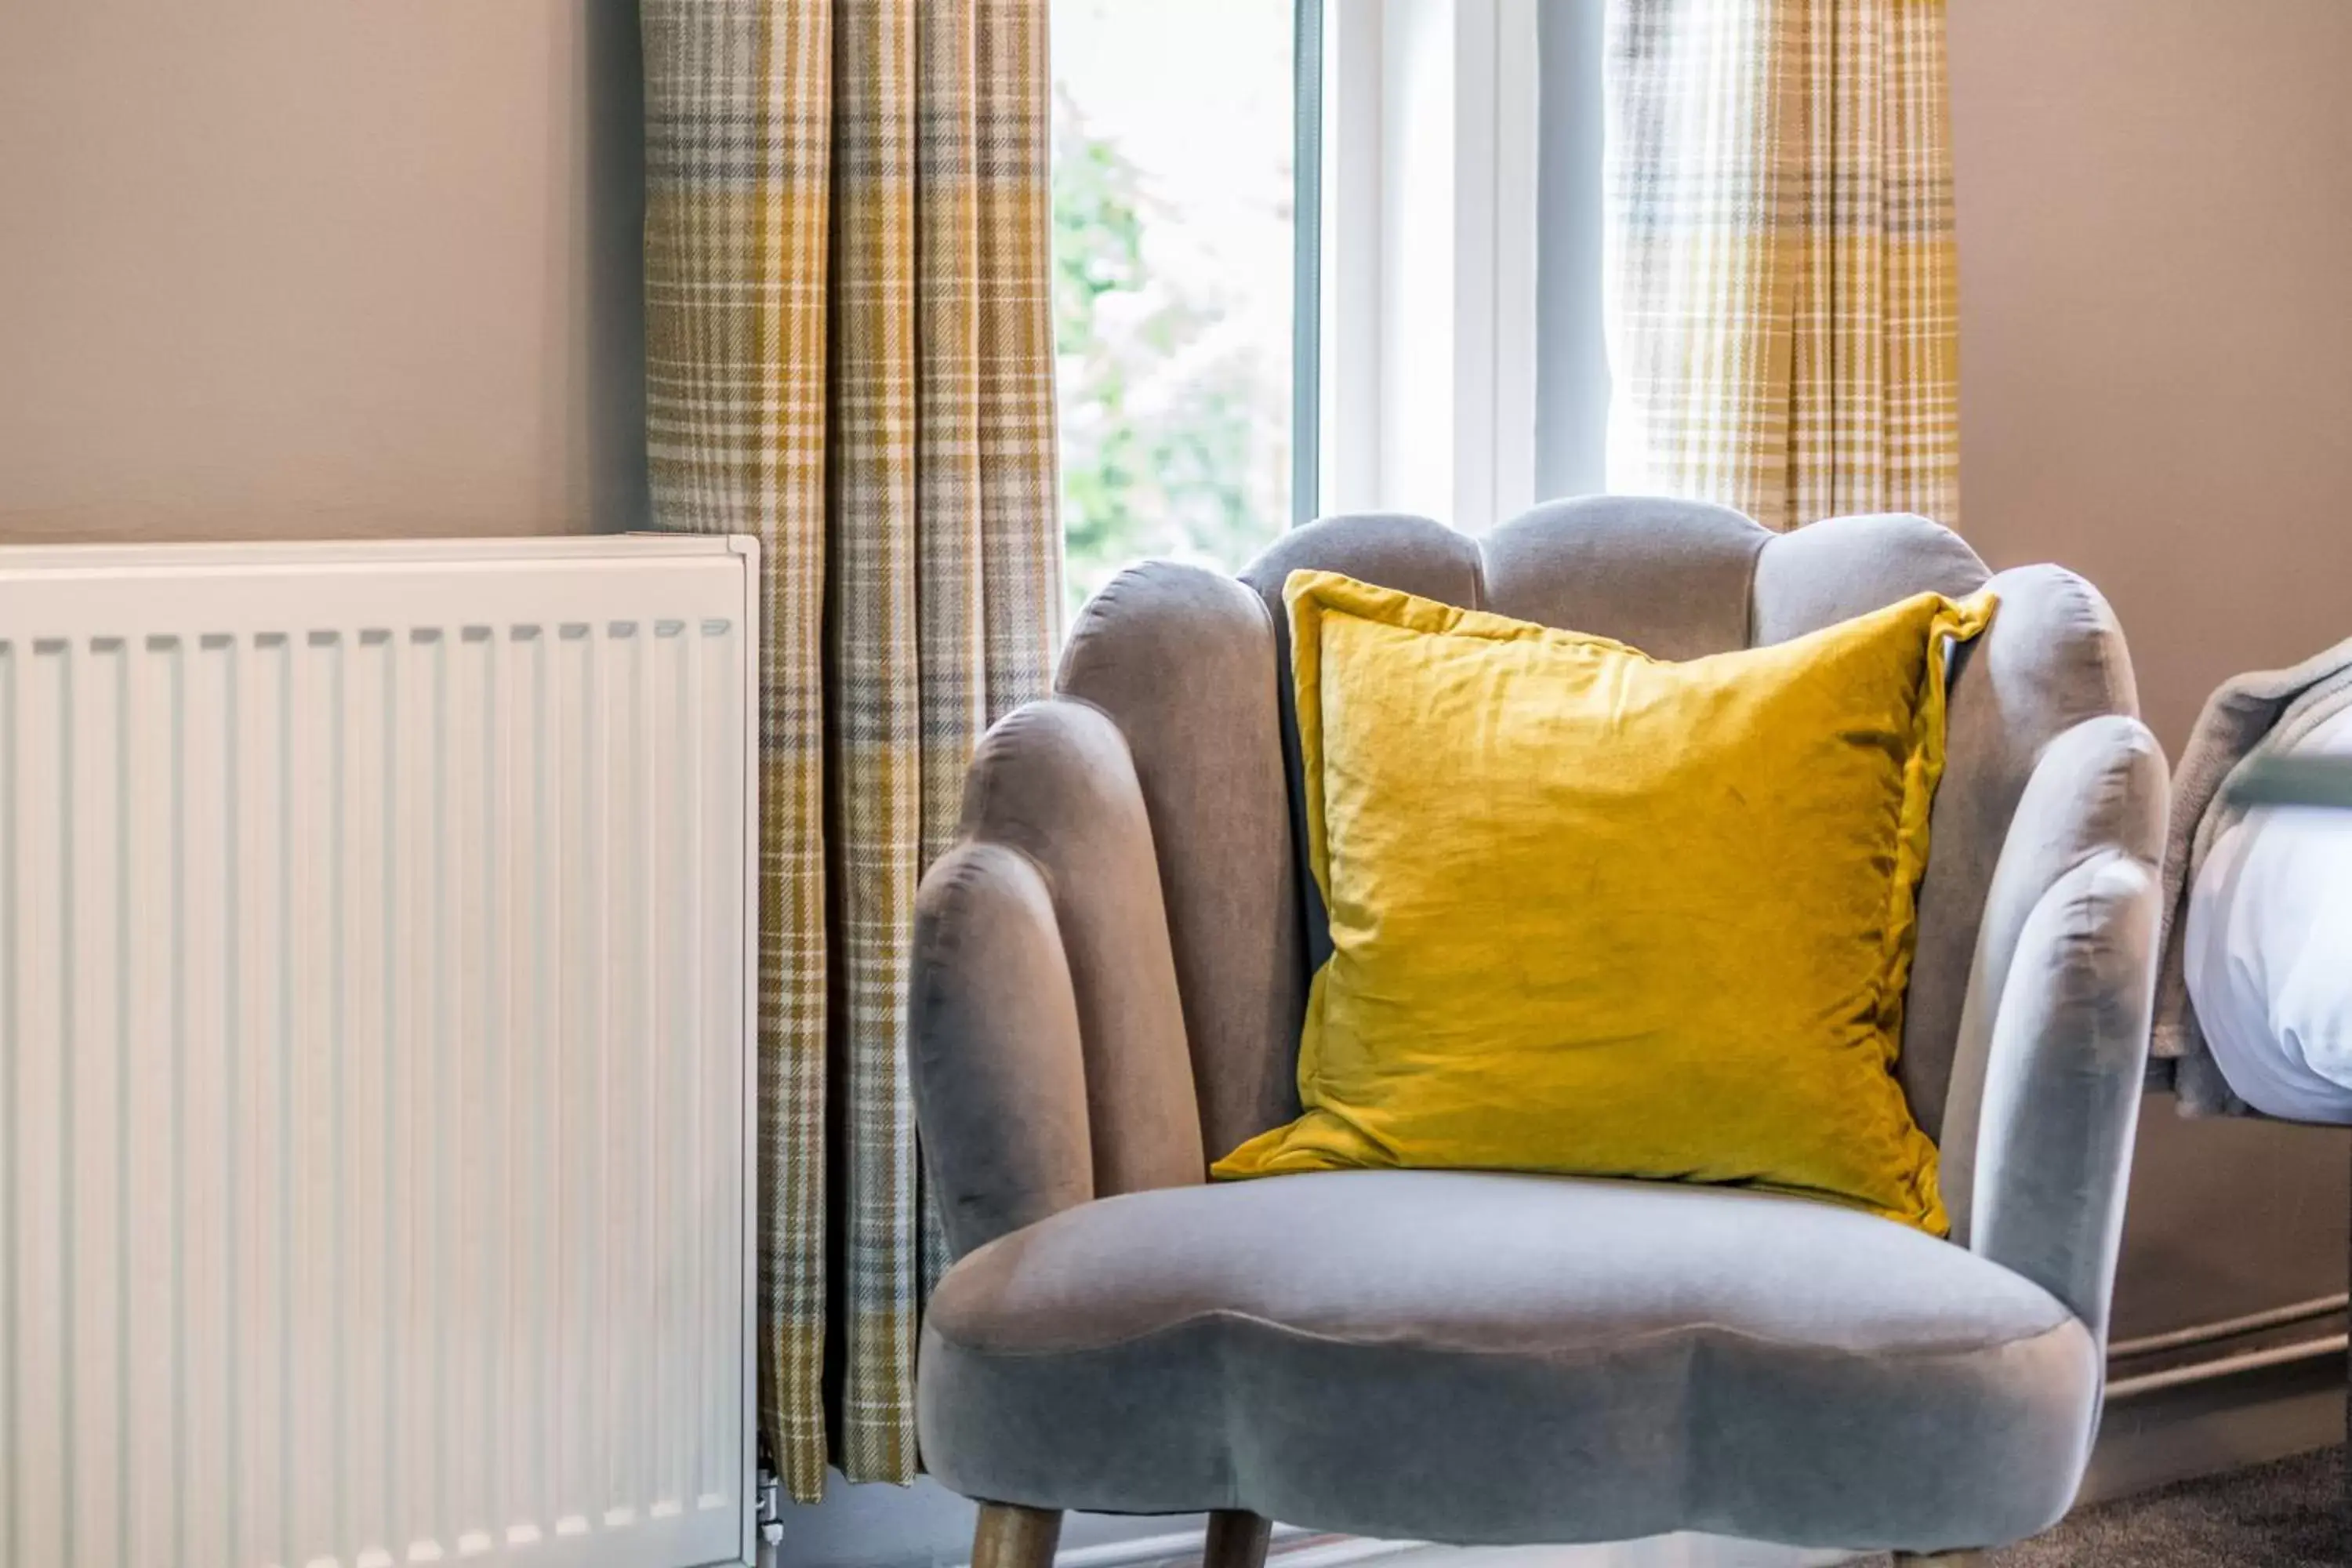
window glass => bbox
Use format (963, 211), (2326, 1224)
(1051, 0), (1298, 613)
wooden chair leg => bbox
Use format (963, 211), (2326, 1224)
(1203, 1510), (1272, 1568)
(971, 1502), (1063, 1568)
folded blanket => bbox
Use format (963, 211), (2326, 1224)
(2154, 637), (2352, 1114)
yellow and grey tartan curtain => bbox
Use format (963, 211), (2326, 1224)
(1605, 0), (1960, 530)
(641, 0), (1059, 1500)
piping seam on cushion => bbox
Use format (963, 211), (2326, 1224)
(924, 1300), (2089, 1365)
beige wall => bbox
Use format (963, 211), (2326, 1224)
(0, 0), (646, 543)
(1951, 0), (2352, 1336)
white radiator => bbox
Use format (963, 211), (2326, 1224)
(0, 538), (759, 1568)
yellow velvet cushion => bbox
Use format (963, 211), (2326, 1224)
(1212, 569), (1998, 1233)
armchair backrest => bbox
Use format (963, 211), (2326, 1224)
(1051, 496), (2143, 1212)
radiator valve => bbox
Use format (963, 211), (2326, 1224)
(757, 1439), (786, 1548)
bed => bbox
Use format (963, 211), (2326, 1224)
(2180, 703), (2352, 1122)
(2154, 636), (2352, 1119)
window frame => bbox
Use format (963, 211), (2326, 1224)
(1291, 0), (1327, 528)
(1307, 0), (1544, 533)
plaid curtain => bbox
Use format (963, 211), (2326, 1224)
(1604, 0), (1960, 530)
(641, 0), (1060, 1501)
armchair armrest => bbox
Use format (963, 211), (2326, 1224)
(912, 699), (1206, 1261)
(913, 840), (1094, 1258)
(1942, 715), (2169, 1341)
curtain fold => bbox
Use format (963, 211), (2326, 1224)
(1605, 0), (1960, 531)
(641, 0), (1059, 1501)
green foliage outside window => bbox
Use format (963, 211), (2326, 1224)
(1051, 90), (1290, 618)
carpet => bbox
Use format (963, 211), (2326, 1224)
(1283, 1450), (2350, 1568)
(1970, 1446), (2344, 1567)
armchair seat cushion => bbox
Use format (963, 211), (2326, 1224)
(918, 1170), (2097, 1552)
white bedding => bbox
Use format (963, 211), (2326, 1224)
(2184, 704), (2352, 1121)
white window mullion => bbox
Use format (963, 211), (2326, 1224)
(1486, 0), (1543, 524)
(1319, 0), (1386, 517)
(1379, 0), (1457, 521)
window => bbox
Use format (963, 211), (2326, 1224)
(1051, 1), (1606, 611)
(1050, 0), (1315, 611)
(1315, 0), (1554, 532)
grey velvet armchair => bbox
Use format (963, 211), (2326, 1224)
(909, 499), (2167, 1567)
